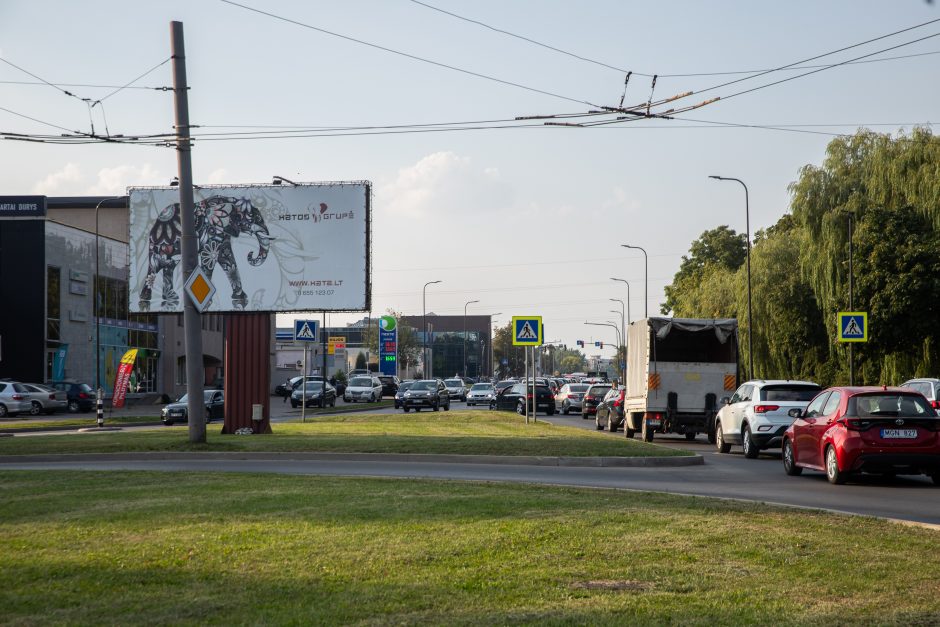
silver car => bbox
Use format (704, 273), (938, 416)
(0, 381), (34, 417)
(21, 383), (68, 415)
(466, 383), (495, 406)
(555, 383), (590, 415)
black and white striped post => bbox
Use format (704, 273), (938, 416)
(96, 387), (104, 427)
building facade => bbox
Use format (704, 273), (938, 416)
(0, 195), (225, 399)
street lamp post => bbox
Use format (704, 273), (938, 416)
(621, 245), (648, 318)
(94, 195), (125, 427)
(709, 175), (754, 379)
(463, 299), (479, 378)
(488, 313), (502, 378)
(610, 278), (631, 325)
(422, 280), (442, 378)
(609, 301), (625, 382)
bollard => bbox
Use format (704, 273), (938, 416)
(96, 387), (104, 427)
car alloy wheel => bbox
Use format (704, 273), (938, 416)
(782, 438), (802, 476)
(742, 425), (759, 459)
(68, 400), (80, 413)
(29, 401), (42, 416)
(825, 446), (847, 485)
(716, 421), (730, 454)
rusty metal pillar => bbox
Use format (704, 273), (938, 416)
(222, 313), (272, 434)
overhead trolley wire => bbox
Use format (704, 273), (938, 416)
(218, 0), (602, 108)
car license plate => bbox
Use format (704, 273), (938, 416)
(647, 419), (661, 427)
(881, 429), (917, 439)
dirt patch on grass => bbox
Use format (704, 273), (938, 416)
(570, 580), (652, 591)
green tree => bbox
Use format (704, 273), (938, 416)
(355, 352), (367, 370)
(492, 323), (526, 378)
(662, 225), (747, 314)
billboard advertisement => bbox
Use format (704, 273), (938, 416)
(128, 183), (371, 313)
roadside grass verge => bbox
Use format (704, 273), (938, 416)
(0, 411), (688, 457)
(1, 471), (938, 625)
(0, 415), (159, 431)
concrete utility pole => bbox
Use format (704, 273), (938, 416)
(171, 21), (206, 443)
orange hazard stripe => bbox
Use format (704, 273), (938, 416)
(723, 374), (736, 391)
(648, 373), (661, 390)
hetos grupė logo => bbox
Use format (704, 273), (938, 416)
(380, 316), (396, 331)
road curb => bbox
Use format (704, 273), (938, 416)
(0, 451), (703, 468)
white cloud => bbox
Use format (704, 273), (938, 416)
(85, 163), (163, 195)
(377, 151), (512, 218)
(32, 163), (83, 194)
(206, 168), (229, 184)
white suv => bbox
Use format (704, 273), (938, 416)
(715, 380), (821, 458)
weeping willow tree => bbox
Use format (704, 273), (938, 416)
(789, 128), (940, 383)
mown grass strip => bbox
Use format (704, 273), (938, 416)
(0, 411), (687, 457)
(1, 471), (937, 625)
(0, 415), (160, 431)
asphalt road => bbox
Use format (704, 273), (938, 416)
(4, 400), (939, 525)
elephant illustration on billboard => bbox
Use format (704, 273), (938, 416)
(138, 195), (273, 311)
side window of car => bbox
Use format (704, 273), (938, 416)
(734, 385), (752, 403)
(730, 385), (746, 404)
(805, 392), (830, 418)
(822, 391), (841, 416)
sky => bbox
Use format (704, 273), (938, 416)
(2, 1), (938, 360)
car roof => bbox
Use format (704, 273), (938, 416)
(824, 386), (918, 396)
(902, 378), (940, 384)
(741, 379), (820, 387)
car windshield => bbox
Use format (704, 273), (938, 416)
(761, 385), (821, 402)
(203, 390), (218, 401)
(349, 377), (373, 387)
(303, 382), (324, 391)
(77, 383), (93, 392)
(176, 394), (189, 403)
(398, 382), (414, 393)
(444, 380), (462, 388)
(569, 384), (589, 392)
(850, 393), (936, 417)
(411, 381), (436, 391)
(470, 384), (493, 391)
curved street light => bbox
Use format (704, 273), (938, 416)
(709, 175), (753, 379)
(422, 280), (442, 378)
(610, 278), (631, 325)
(621, 244), (648, 318)
(585, 321), (621, 379)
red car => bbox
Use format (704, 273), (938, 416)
(782, 386), (940, 485)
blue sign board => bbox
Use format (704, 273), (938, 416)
(294, 319), (319, 342)
(378, 316), (398, 376)
(837, 311), (868, 343)
(0, 196), (46, 217)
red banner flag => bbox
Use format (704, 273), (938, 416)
(111, 349), (139, 409)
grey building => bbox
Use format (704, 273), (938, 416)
(0, 195), (225, 399)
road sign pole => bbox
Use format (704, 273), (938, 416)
(531, 346), (536, 424)
(302, 344), (307, 424)
(524, 344), (529, 425)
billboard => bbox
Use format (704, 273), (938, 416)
(128, 183), (370, 313)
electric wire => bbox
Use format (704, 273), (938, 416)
(218, 0), (602, 108)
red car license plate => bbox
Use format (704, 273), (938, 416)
(881, 429), (917, 439)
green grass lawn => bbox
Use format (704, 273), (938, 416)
(1, 471), (937, 625)
(0, 414), (159, 431)
(0, 411), (688, 457)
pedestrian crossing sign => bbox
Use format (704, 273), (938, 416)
(837, 312), (867, 343)
(294, 319), (320, 342)
(512, 316), (543, 346)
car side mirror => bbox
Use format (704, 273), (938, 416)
(720, 396), (731, 406)
(788, 408), (803, 419)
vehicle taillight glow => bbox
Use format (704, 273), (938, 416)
(11, 394), (24, 400)
(932, 400), (940, 410)
(78, 392), (89, 399)
(753, 405), (780, 413)
(842, 418), (865, 431)
(48, 394), (56, 400)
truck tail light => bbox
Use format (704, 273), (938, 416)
(753, 405), (780, 413)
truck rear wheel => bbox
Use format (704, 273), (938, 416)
(626, 428), (636, 438)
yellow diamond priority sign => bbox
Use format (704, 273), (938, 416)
(184, 267), (216, 313)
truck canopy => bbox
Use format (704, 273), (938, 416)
(648, 317), (738, 343)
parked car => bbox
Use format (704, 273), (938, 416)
(581, 383), (611, 419)
(444, 378), (467, 402)
(555, 383), (590, 415)
(782, 387), (940, 485)
(595, 387), (625, 432)
(0, 381), (33, 417)
(21, 383), (67, 415)
(492, 382), (555, 415)
(377, 375), (400, 397)
(291, 381), (336, 408)
(466, 382), (495, 406)
(401, 379), (451, 412)
(48, 380), (95, 413)
(715, 380), (822, 457)
(275, 376), (324, 397)
(161, 389), (225, 425)
(900, 378), (940, 409)
(344, 376), (384, 403)
(394, 380), (415, 409)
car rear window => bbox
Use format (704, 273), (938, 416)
(850, 393), (936, 417)
(445, 380), (463, 387)
(760, 385), (821, 402)
(570, 384), (589, 392)
(588, 386), (611, 396)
